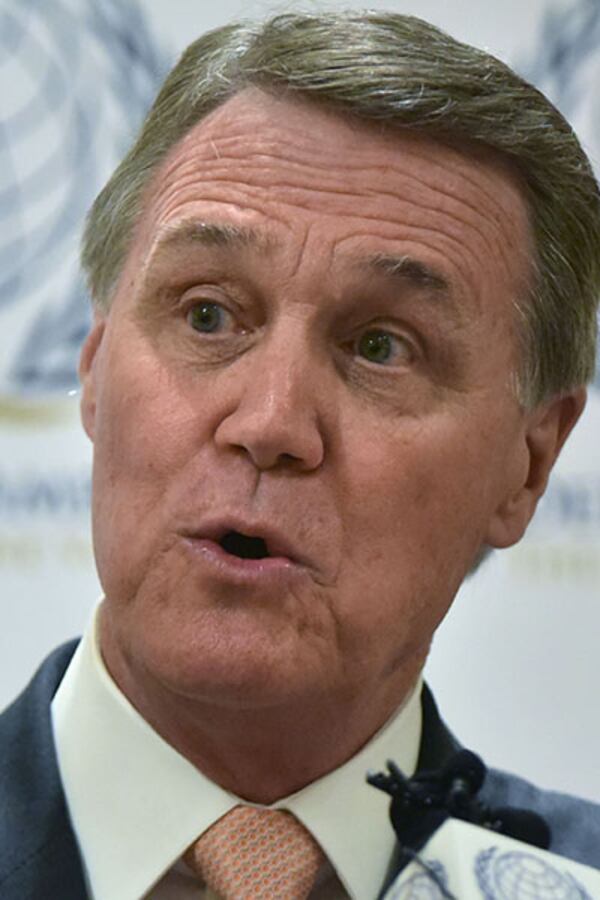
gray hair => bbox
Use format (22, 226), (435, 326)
(81, 10), (600, 407)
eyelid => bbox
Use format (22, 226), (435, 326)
(179, 284), (234, 307)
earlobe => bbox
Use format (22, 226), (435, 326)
(79, 316), (106, 442)
(485, 387), (587, 549)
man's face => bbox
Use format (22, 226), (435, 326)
(81, 89), (543, 728)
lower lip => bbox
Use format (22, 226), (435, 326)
(181, 537), (304, 583)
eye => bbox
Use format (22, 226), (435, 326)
(187, 301), (231, 333)
(356, 329), (412, 366)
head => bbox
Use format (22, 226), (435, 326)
(78, 12), (600, 761)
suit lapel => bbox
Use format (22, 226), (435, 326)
(0, 642), (88, 900)
(377, 683), (461, 899)
(415, 684), (461, 772)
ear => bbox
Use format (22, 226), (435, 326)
(485, 387), (586, 548)
(78, 314), (106, 441)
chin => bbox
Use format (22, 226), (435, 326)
(128, 611), (323, 711)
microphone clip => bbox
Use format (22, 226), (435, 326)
(367, 749), (551, 851)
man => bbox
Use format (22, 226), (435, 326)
(2, 10), (600, 900)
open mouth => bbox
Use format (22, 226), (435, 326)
(219, 530), (271, 560)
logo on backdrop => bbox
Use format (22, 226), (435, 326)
(521, 0), (600, 391)
(475, 848), (593, 900)
(0, 0), (167, 400)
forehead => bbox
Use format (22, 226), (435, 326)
(125, 87), (532, 313)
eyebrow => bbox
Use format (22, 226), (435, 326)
(147, 220), (273, 261)
(355, 252), (464, 324)
(361, 253), (451, 294)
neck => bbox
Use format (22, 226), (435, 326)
(100, 636), (425, 804)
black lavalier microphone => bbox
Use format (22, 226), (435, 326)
(367, 748), (551, 896)
(442, 749), (486, 811)
(368, 749), (550, 849)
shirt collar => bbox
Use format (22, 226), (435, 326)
(51, 607), (422, 900)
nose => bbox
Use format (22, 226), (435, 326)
(214, 336), (327, 472)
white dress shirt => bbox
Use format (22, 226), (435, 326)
(51, 609), (422, 900)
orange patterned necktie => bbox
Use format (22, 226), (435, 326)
(185, 805), (326, 899)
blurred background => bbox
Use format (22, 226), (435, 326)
(1, 0), (599, 801)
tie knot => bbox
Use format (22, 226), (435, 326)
(186, 805), (325, 899)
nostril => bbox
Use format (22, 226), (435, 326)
(220, 531), (270, 559)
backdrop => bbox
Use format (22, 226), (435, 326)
(1, 0), (599, 802)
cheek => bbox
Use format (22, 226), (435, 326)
(95, 349), (192, 478)
(89, 346), (200, 568)
(327, 424), (494, 674)
(340, 413), (505, 580)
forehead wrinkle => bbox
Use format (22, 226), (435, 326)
(171, 155), (520, 283)
(370, 174), (523, 269)
(152, 122), (523, 261)
(147, 157), (493, 286)
(188, 120), (523, 222)
(161, 161), (503, 270)
(418, 163), (532, 283)
(361, 181), (528, 307)
(163, 91), (527, 241)
(156, 118), (482, 208)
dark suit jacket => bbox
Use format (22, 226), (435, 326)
(2, 642), (600, 899)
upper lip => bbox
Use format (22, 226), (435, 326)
(181, 517), (309, 566)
